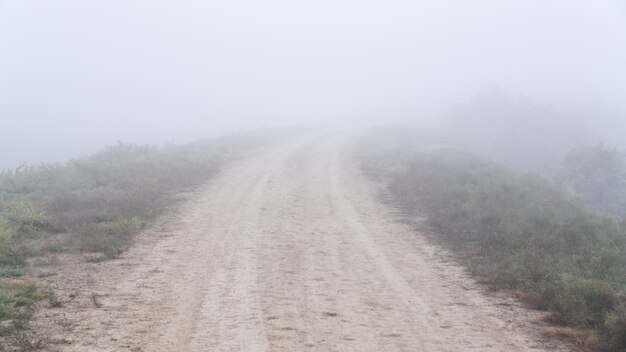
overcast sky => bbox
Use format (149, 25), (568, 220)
(1, 1), (625, 168)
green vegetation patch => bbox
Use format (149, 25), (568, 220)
(0, 282), (44, 336)
(0, 139), (238, 258)
(555, 144), (626, 218)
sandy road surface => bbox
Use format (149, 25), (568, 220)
(38, 131), (570, 351)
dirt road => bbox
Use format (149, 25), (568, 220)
(39, 131), (570, 351)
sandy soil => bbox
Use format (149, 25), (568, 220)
(33, 131), (572, 351)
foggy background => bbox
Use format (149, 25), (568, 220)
(1, 0), (625, 169)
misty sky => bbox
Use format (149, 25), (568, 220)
(1, 1), (626, 169)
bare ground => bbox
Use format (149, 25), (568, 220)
(33, 131), (572, 351)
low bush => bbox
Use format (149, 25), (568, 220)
(0, 282), (44, 337)
(554, 144), (626, 218)
(0, 130), (273, 258)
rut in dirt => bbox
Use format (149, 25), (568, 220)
(38, 132), (570, 352)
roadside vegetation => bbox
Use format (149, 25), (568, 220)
(554, 144), (626, 218)
(0, 129), (277, 349)
(438, 90), (626, 219)
(359, 127), (626, 351)
(437, 89), (591, 174)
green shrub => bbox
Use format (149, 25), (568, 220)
(605, 306), (626, 350)
(0, 200), (33, 275)
(555, 144), (626, 218)
(1, 200), (51, 239)
(78, 217), (145, 258)
(0, 282), (43, 336)
(549, 275), (617, 326)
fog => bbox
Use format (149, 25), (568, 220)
(1, 0), (625, 169)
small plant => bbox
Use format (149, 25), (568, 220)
(0, 283), (45, 351)
(45, 290), (64, 308)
